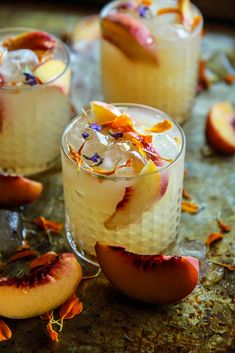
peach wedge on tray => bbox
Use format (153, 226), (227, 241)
(0, 173), (43, 207)
(0, 253), (82, 319)
(95, 242), (199, 304)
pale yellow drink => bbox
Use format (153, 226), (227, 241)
(61, 102), (185, 265)
(101, 0), (203, 123)
(0, 28), (71, 175)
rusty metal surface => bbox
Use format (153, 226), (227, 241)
(0, 9), (234, 353)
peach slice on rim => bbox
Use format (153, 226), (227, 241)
(2, 31), (56, 51)
(95, 242), (199, 304)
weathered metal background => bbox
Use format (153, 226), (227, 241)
(0, 7), (234, 353)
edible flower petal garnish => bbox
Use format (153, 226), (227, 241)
(209, 261), (235, 272)
(59, 293), (83, 321)
(182, 188), (191, 200)
(156, 7), (181, 17)
(102, 114), (134, 132)
(69, 144), (84, 167)
(47, 322), (59, 342)
(146, 119), (173, 133)
(41, 295), (83, 342)
(205, 232), (224, 247)
(89, 123), (102, 131)
(34, 217), (64, 234)
(0, 319), (12, 341)
(181, 200), (199, 214)
(8, 249), (37, 263)
(138, 5), (150, 17)
(23, 72), (38, 86)
(83, 152), (102, 164)
(29, 252), (57, 270)
(216, 219), (232, 233)
(108, 130), (124, 139)
(82, 132), (89, 139)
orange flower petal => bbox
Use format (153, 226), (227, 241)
(198, 60), (211, 90)
(191, 15), (202, 31)
(157, 7), (182, 17)
(0, 319), (12, 341)
(69, 144), (83, 166)
(205, 232), (224, 246)
(181, 200), (199, 214)
(34, 217), (64, 234)
(47, 322), (59, 342)
(224, 74), (235, 85)
(210, 261), (235, 272)
(146, 120), (173, 133)
(217, 219), (232, 233)
(182, 188), (191, 200)
(29, 252), (57, 270)
(40, 311), (53, 321)
(59, 293), (83, 320)
(8, 249), (37, 263)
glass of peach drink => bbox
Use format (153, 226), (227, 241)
(61, 101), (185, 266)
(100, 0), (203, 124)
(0, 28), (71, 175)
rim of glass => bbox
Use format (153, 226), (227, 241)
(100, 0), (203, 41)
(0, 27), (70, 91)
(61, 103), (186, 180)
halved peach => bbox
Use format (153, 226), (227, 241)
(95, 242), (199, 304)
(104, 160), (161, 229)
(0, 174), (43, 207)
(34, 59), (71, 94)
(2, 31), (56, 51)
(0, 253), (82, 319)
(91, 101), (122, 123)
(101, 12), (157, 64)
(206, 101), (235, 154)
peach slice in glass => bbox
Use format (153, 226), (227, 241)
(101, 12), (157, 64)
(104, 160), (161, 229)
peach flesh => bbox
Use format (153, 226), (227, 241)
(206, 101), (235, 154)
(2, 31), (56, 51)
(0, 174), (43, 207)
(95, 242), (199, 304)
(0, 253), (82, 319)
(101, 12), (157, 63)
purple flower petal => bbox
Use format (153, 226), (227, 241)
(83, 152), (102, 163)
(23, 72), (38, 86)
(108, 130), (124, 140)
(89, 123), (102, 132)
(138, 6), (149, 17)
(82, 132), (89, 139)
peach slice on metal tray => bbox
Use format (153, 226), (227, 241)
(206, 101), (235, 154)
(2, 31), (56, 51)
(34, 59), (71, 94)
(95, 242), (199, 304)
(0, 253), (82, 319)
(101, 12), (157, 64)
(0, 173), (43, 208)
(104, 160), (161, 229)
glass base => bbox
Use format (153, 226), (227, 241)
(66, 230), (100, 268)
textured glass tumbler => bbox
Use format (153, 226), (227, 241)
(61, 103), (186, 266)
(0, 28), (71, 176)
(100, 0), (203, 124)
